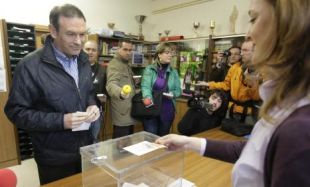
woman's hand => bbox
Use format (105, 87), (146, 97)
(155, 134), (202, 153)
(156, 134), (189, 151)
(143, 98), (153, 107)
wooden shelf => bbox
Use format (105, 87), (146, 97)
(0, 21), (38, 166)
(0, 19), (20, 167)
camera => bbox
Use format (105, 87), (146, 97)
(247, 66), (255, 74)
(187, 95), (213, 111)
(222, 50), (231, 57)
(216, 60), (225, 69)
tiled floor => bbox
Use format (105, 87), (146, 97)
(8, 158), (40, 187)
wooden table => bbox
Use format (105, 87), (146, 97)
(43, 128), (244, 187)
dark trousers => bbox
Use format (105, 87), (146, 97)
(37, 161), (81, 185)
(143, 116), (173, 136)
(112, 125), (134, 139)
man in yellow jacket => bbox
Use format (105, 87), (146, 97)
(197, 40), (260, 123)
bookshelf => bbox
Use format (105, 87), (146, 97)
(87, 34), (157, 69)
(0, 20), (39, 168)
(207, 34), (245, 81)
(6, 22), (36, 161)
(0, 19), (20, 168)
(162, 34), (245, 85)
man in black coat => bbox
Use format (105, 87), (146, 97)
(5, 4), (99, 185)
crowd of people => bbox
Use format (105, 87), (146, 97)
(4, 0), (310, 185)
(157, 0), (310, 186)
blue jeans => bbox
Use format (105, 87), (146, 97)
(90, 115), (103, 143)
(143, 116), (174, 136)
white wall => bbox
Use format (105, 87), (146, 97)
(0, 0), (152, 38)
(148, 0), (251, 41)
(0, 0), (250, 41)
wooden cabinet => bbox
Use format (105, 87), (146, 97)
(207, 34), (245, 80)
(0, 21), (48, 168)
(87, 34), (157, 68)
(209, 34), (245, 53)
(161, 37), (209, 98)
(171, 99), (189, 134)
(34, 24), (49, 49)
(163, 34), (245, 83)
(87, 34), (119, 65)
(6, 22), (37, 161)
(0, 19), (20, 168)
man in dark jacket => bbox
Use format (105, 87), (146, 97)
(4, 4), (99, 185)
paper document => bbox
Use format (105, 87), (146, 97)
(122, 182), (149, 187)
(168, 178), (196, 187)
(72, 122), (91, 131)
(0, 69), (7, 92)
(123, 141), (166, 156)
(122, 178), (195, 187)
(133, 75), (142, 79)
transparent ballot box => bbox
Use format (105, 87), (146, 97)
(80, 131), (184, 187)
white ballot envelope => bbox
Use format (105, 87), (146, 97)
(72, 122), (91, 131)
(123, 141), (166, 156)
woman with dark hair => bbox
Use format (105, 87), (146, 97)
(141, 43), (182, 136)
(178, 90), (228, 136)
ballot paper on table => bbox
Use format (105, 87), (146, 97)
(72, 122), (91, 131)
(168, 178), (196, 187)
(122, 182), (149, 187)
(123, 141), (166, 156)
(121, 178), (196, 187)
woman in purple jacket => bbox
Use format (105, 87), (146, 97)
(156, 0), (310, 186)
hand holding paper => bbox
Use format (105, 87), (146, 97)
(123, 141), (166, 156)
(85, 105), (100, 123)
(63, 111), (88, 129)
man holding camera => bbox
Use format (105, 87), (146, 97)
(197, 40), (260, 123)
(178, 90), (228, 136)
(209, 46), (241, 82)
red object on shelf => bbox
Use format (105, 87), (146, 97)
(160, 35), (184, 41)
